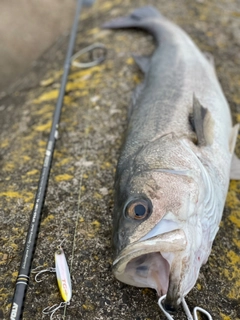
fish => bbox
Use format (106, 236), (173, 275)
(103, 6), (240, 311)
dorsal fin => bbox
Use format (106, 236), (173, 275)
(192, 94), (214, 146)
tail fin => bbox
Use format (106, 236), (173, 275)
(102, 6), (162, 39)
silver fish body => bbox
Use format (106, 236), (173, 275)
(104, 6), (238, 310)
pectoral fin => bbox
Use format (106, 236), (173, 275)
(192, 94), (214, 146)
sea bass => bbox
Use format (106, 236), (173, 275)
(103, 6), (239, 311)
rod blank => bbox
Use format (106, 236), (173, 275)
(9, 1), (84, 319)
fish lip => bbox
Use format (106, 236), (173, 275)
(112, 229), (187, 274)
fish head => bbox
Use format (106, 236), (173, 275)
(112, 136), (211, 309)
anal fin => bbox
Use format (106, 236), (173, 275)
(132, 54), (151, 74)
(203, 52), (215, 68)
(229, 124), (240, 180)
(230, 153), (240, 180)
(229, 123), (239, 154)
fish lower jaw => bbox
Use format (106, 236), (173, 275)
(112, 229), (187, 296)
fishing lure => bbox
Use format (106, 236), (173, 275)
(33, 244), (72, 319)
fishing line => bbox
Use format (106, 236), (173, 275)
(63, 2), (101, 317)
(62, 139), (87, 318)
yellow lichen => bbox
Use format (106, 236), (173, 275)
(94, 192), (102, 200)
(66, 81), (87, 92)
(55, 174), (73, 182)
(9, 243), (18, 251)
(38, 140), (46, 147)
(26, 169), (39, 176)
(85, 126), (93, 135)
(126, 57), (135, 65)
(33, 90), (59, 103)
(228, 211), (240, 228)
(91, 220), (101, 228)
(233, 238), (240, 248)
(0, 139), (9, 148)
(82, 302), (95, 311)
(87, 27), (100, 35)
(34, 121), (52, 132)
(133, 74), (141, 84)
(226, 190), (240, 208)
(101, 162), (111, 169)
(100, 1), (114, 11)
(233, 96), (240, 105)
(40, 78), (54, 87)
(22, 155), (31, 161)
(223, 250), (240, 299)
(0, 191), (21, 198)
(87, 233), (95, 238)
(34, 104), (54, 115)
(68, 65), (104, 80)
(42, 214), (55, 226)
(197, 283), (202, 290)
(220, 313), (231, 320)
(3, 162), (15, 171)
(56, 158), (71, 167)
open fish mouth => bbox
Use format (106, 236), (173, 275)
(112, 229), (187, 296)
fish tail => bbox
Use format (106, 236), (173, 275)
(102, 6), (163, 43)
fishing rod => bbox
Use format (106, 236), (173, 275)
(9, 1), (94, 319)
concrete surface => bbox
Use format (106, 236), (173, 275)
(0, 0), (240, 319)
(0, 0), (75, 91)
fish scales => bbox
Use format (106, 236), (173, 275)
(103, 6), (239, 312)
(112, 14), (231, 164)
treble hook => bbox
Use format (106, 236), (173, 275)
(32, 266), (56, 283)
(43, 301), (70, 320)
(71, 42), (107, 68)
(158, 295), (213, 320)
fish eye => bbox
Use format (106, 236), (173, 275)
(125, 198), (152, 220)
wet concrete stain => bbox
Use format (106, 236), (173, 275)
(0, 0), (240, 319)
